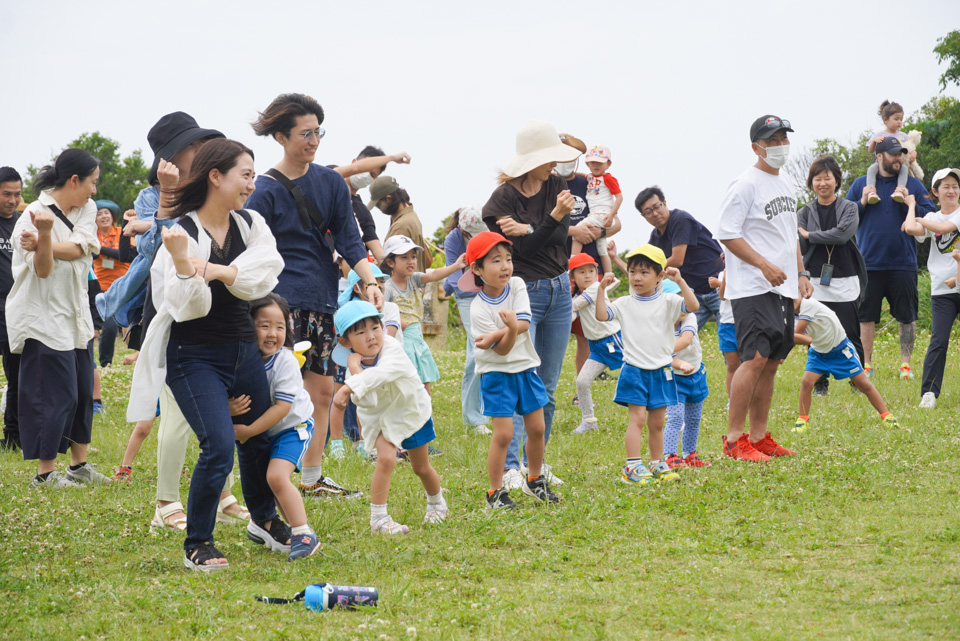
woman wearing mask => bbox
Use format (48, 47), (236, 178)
(482, 120), (580, 489)
(369, 175), (433, 271)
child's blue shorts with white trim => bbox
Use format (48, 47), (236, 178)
(805, 337), (864, 381)
(675, 363), (709, 404)
(587, 332), (624, 371)
(270, 418), (314, 471)
(480, 368), (549, 417)
(718, 322), (737, 353)
(614, 363), (678, 410)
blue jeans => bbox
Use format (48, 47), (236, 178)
(694, 289), (721, 330)
(166, 339), (277, 552)
(455, 294), (485, 426)
(506, 275), (572, 470)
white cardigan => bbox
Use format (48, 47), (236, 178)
(126, 209), (283, 421)
(346, 335), (433, 452)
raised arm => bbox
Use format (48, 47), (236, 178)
(420, 253), (466, 284)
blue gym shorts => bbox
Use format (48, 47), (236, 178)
(614, 363), (678, 409)
(675, 363), (709, 404)
(400, 417), (436, 450)
(270, 418), (314, 470)
(587, 332), (624, 371)
(718, 322), (737, 353)
(480, 368), (549, 417)
(805, 338), (864, 380)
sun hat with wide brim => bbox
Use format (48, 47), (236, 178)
(501, 120), (582, 178)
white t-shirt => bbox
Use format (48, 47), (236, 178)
(796, 298), (846, 354)
(919, 208), (960, 296)
(470, 277), (540, 374)
(264, 348), (316, 439)
(572, 280), (621, 340)
(606, 291), (686, 369)
(716, 166), (799, 300)
(673, 314), (702, 374)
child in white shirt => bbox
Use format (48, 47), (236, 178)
(462, 231), (558, 509)
(331, 300), (446, 534)
(229, 293), (319, 562)
(665, 314), (710, 469)
(594, 244), (700, 485)
(793, 297), (899, 432)
(569, 252), (622, 434)
(570, 145), (622, 274)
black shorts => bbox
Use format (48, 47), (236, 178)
(731, 293), (795, 362)
(288, 308), (337, 377)
(858, 270), (918, 324)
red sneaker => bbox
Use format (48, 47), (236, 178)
(722, 434), (771, 462)
(665, 453), (686, 469)
(751, 432), (796, 457)
(683, 451), (711, 467)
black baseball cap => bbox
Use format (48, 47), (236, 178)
(750, 115), (794, 143)
(875, 136), (905, 156)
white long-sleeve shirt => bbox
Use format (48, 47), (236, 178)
(346, 334), (432, 452)
(126, 209), (284, 421)
(6, 191), (100, 353)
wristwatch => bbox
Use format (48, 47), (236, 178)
(798, 271), (811, 278)
(526, 224), (534, 235)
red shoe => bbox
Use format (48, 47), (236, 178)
(683, 451), (711, 467)
(751, 432), (796, 457)
(722, 434), (771, 462)
(665, 453), (686, 469)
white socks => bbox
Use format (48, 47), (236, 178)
(301, 465), (322, 486)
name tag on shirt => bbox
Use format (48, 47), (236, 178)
(101, 258), (114, 269)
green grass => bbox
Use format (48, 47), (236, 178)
(1, 327), (959, 640)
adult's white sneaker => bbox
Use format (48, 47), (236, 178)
(919, 392), (936, 409)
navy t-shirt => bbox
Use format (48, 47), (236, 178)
(245, 164), (368, 314)
(0, 212), (18, 338)
(564, 175), (603, 270)
(648, 209), (723, 294)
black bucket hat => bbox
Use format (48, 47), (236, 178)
(147, 112), (224, 184)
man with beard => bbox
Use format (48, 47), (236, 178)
(846, 137), (934, 380)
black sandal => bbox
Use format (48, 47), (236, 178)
(183, 542), (229, 572)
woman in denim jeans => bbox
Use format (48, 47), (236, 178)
(481, 121), (581, 489)
(127, 139), (284, 572)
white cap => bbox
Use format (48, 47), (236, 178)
(931, 167), (960, 190)
(382, 234), (423, 257)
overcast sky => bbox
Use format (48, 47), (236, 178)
(2, 0), (958, 248)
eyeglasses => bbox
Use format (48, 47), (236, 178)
(641, 201), (664, 217)
(291, 128), (325, 142)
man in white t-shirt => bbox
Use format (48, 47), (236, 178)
(716, 114), (813, 462)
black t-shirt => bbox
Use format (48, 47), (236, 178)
(807, 201), (858, 278)
(170, 217), (256, 344)
(351, 194), (379, 243)
(0, 213), (18, 301)
(482, 175), (570, 281)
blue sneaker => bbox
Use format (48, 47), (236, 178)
(93, 401), (105, 415)
(621, 463), (653, 486)
(287, 531), (320, 561)
(650, 460), (681, 483)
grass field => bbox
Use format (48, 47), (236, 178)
(1, 325), (958, 640)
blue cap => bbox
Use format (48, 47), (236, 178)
(337, 266), (387, 307)
(662, 279), (681, 294)
(95, 199), (120, 215)
(334, 300), (383, 336)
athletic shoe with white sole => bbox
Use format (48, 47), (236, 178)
(246, 518), (292, 554)
(919, 392), (936, 409)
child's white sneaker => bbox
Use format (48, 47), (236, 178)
(371, 515), (410, 535)
(919, 392), (936, 409)
(424, 497), (448, 524)
(572, 419), (599, 434)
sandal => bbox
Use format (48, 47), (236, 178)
(183, 542), (228, 572)
(216, 495), (250, 524)
(150, 501), (187, 532)
(114, 466), (132, 482)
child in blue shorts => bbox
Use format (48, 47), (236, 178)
(793, 297), (900, 432)
(461, 231), (558, 509)
(665, 314), (711, 469)
(570, 253), (622, 434)
(230, 294), (319, 562)
(331, 301), (446, 534)
(711, 268), (740, 397)
(595, 244), (700, 485)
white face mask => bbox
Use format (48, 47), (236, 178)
(350, 172), (374, 190)
(759, 143), (790, 169)
(555, 160), (578, 177)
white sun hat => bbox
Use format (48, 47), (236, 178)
(501, 120), (582, 178)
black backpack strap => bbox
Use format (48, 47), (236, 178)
(265, 168), (326, 233)
(236, 209), (253, 227)
(46, 204), (74, 232)
(177, 215), (200, 241)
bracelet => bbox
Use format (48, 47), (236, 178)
(365, 282), (381, 289)
(177, 269), (198, 280)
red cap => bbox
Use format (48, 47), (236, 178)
(466, 231), (512, 266)
(569, 253), (598, 271)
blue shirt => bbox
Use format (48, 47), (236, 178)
(245, 164), (367, 313)
(443, 228), (476, 299)
(847, 174), (934, 271)
(648, 209), (723, 294)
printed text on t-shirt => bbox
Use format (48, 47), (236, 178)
(764, 195), (797, 221)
